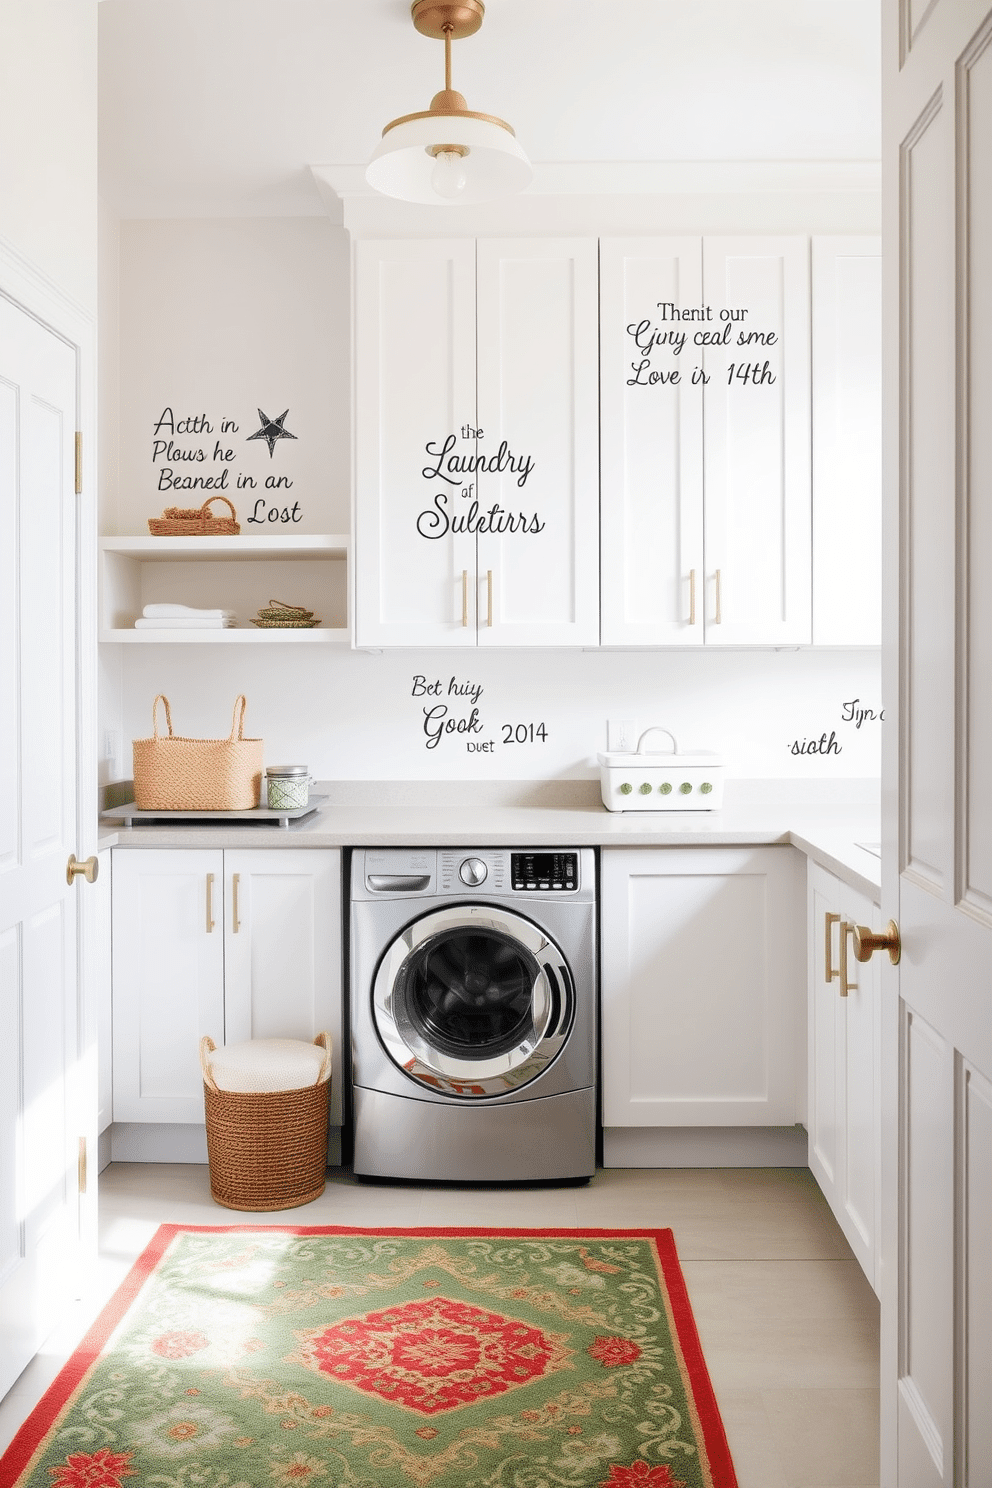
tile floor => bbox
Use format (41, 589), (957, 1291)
(0, 1163), (879, 1486)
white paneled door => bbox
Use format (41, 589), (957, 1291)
(881, 2), (992, 1484)
(0, 296), (81, 1396)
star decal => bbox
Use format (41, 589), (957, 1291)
(246, 407), (297, 458)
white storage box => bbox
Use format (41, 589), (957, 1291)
(599, 728), (724, 812)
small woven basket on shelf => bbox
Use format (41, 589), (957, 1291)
(148, 494), (240, 535)
(200, 1033), (331, 1212)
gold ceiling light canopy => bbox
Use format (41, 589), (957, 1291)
(366, 0), (532, 204)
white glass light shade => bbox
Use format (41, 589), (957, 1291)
(366, 114), (532, 204)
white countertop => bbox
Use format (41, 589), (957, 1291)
(100, 778), (882, 899)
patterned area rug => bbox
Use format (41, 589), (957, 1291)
(1, 1226), (737, 1488)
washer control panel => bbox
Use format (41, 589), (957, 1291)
(510, 851), (578, 892)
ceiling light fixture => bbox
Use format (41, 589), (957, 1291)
(366, 0), (532, 205)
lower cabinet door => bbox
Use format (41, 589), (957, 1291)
(112, 849), (225, 1123)
(224, 849), (343, 1132)
(807, 861), (881, 1290)
(601, 846), (804, 1127)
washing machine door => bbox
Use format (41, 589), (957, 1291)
(372, 904), (575, 1098)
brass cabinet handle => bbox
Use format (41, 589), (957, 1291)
(852, 920), (901, 965)
(232, 872), (241, 934)
(66, 854), (99, 886)
(487, 569), (493, 628)
(824, 911), (841, 984)
(461, 569), (469, 628)
(837, 919), (857, 997)
(714, 569), (722, 624)
(689, 569), (697, 625)
(206, 872), (215, 933)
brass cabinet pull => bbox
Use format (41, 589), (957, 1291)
(714, 569), (722, 624)
(689, 569), (697, 625)
(67, 854), (99, 885)
(232, 872), (241, 934)
(461, 569), (469, 628)
(852, 920), (901, 965)
(824, 911), (841, 984)
(487, 569), (493, 628)
(838, 920), (857, 997)
(206, 872), (216, 933)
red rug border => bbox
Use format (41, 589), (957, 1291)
(2, 1223), (738, 1488)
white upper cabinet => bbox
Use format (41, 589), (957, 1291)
(702, 237), (811, 645)
(600, 235), (813, 647)
(811, 237), (882, 646)
(474, 240), (600, 646)
(600, 238), (705, 646)
(354, 238), (599, 647)
(355, 239), (477, 648)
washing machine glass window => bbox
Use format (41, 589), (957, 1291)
(372, 904), (574, 1098)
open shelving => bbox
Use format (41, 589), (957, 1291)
(99, 534), (350, 643)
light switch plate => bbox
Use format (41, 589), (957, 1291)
(607, 719), (636, 751)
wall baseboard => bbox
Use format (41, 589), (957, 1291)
(603, 1125), (809, 1168)
(108, 1123), (343, 1169)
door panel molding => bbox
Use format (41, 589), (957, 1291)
(957, 1058), (992, 1482)
(899, 88), (952, 895)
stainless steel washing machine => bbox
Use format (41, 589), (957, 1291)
(349, 847), (596, 1182)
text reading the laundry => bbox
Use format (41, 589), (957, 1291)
(149, 406), (303, 522)
(625, 302), (780, 389)
(416, 429), (544, 539)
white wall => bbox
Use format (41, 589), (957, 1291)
(102, 204), (882, 790)
(0, 0), (98, 310)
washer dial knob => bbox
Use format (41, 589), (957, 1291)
(459, 856), (488, 887)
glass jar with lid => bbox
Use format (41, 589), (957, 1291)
(265, 765), (310, 812)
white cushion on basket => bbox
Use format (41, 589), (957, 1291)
(207, 1038), (327, 1093)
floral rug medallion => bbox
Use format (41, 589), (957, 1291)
(1, 1224), (738, 1488)
(295, 1293), (573, 1413)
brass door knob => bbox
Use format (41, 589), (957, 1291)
(66, 854), (99, 886)
(852, 919), (900, 965)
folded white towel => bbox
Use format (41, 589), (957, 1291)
(134, 616), (235, 629)
(142, 603), (236, 618)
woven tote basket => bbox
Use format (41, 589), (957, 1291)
(200, 1033), (332, 1212)
(147, 494), (240, 535)
(132, 694), (263, 811)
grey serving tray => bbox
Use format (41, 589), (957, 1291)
(103, 793), (325, 829)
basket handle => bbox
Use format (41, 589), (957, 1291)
(199, 494), (238, 521)
(229, 694), (249, 741)
(200, 1035), (219, 1093)
(268, 599), (310, 614)
(152, 694), (174, 740)
(313, 1031), (332, 1085)
(636, 726), (679, 756)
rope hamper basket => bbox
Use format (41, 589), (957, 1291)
(200, 1033), (331, 1212)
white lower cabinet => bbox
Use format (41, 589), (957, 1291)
(806, 861), (881, 1291)
(111, 848), (342, 1138)
(601, 847), (805, 1132)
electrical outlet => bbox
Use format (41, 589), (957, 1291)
(104, 730), (120, 767)
(607, 719), (636, 751)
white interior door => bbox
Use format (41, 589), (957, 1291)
(0, 295), (81, 1397)
(881, 2), (992, 1483)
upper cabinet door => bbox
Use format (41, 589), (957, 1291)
(475, 239), (600, 646)
(702, 237), (812, 645)
(599, 238), (705, 646)
(811, 237), (882, 646)
(354, 239), (477, 647)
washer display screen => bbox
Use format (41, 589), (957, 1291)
(510, 852), (577, 891)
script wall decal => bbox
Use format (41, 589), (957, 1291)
(415, 427), (544, 539)
(150, 406), (304, 524)
(625, 301), (782, 390)
(788, 697), (885, 759)
(410, 674), (549, 756)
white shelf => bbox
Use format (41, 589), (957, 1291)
(99, 533), (350, 643)
(100, 534), (348, 561)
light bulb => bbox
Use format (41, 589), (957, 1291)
(431, 148), (468, 199)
